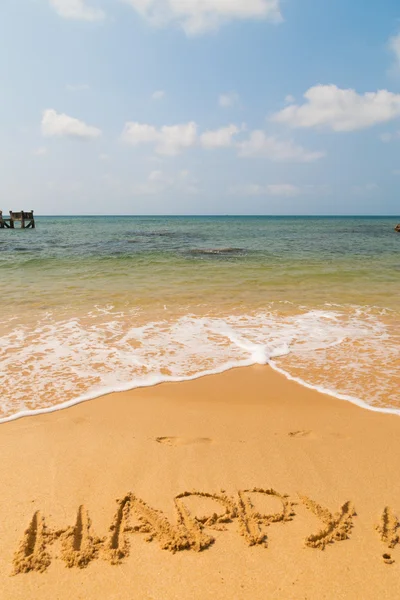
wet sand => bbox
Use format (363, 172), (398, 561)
(1, 366), (400, 599)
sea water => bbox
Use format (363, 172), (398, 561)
(0, 216), (398, 421)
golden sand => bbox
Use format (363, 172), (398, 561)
(1, 366), (400, 599)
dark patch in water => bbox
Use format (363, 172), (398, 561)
(121, 230), (205, 242)
(122, 230), (182, 239)
(187, 247), (246, 257)
(148, 231), (179, 238)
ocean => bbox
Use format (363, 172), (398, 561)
(0, 215), (399, 421)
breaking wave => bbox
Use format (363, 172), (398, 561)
(0, 303), (398, 423)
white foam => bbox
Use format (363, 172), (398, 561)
(0, 305), (398, 423)
(269, 362), (400, 416)
(251, 348), (270, 365)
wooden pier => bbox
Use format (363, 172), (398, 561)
(0, 211), (35, 229)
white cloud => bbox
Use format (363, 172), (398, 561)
(123, 0), (282, 35)
(284, 94), (295, 104)
(272, 84), (400, 131)
(152, 90), (165, 100)
(49, 0), (105, 21)
(200, 124), (240, 148)
(122, 123), (158, 144)
(156, 123), (197, 155)
(33, 146), (48, 156)
(41, 109), (102, 140)
(66, 83), (90, 91)
(121, 120), (322, 162)
(219, 92), (239, 108)
(99, 153), (110, 160)
(121, 121), (197, 155)
(237, 130), (324, 162)
(131, 169), (199, 195)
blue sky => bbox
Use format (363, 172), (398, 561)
(1, 0), (400, 215)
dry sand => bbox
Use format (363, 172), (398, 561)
(1, 365), (400, 599)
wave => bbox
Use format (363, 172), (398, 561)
(0, 305), (398, 423)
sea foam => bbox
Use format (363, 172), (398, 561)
(0, 304), (398, 423)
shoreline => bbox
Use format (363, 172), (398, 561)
(1, 365), (400, 599)
(1, 357), (399, 426)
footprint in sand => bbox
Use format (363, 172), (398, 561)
(288, 430), (312, 438)
(155, 437), (213, 447)
(289, 430), (348, 441)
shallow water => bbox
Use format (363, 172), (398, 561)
(0, 216), (399, 420)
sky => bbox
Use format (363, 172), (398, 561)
(1, 0), (400, 215)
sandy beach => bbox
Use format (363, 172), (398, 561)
(4, 0), (400, 595)
(0, 366), (399, 599)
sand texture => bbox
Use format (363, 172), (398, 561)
(1, 366), (400, 599)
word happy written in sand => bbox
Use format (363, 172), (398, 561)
(12, 488), (400, 574)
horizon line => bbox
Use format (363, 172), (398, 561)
(25, 214), (400, 218)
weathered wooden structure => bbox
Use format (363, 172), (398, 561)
(0, 210), (35, 229)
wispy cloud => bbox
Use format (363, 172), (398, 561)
(151, 90), (166, 100)
(284, 94), (295, 104)
(131, 170), (199, 195)
(219, 92), (240, 108)
(122, 0), (282, 35)
(230, 183), (330, 197)
(351, 183), (379, 195)
(49, 0), (105, 21)
(388, 31), (400, 74)
(32, 146), (48, 156)
(237, 130), (324, 162)
(66, 83), (91, 92)
(380, 131), (400, 142)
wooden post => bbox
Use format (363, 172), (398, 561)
(1, 210), (35, 229)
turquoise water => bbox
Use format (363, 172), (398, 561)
(0, 216), (399, 420)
